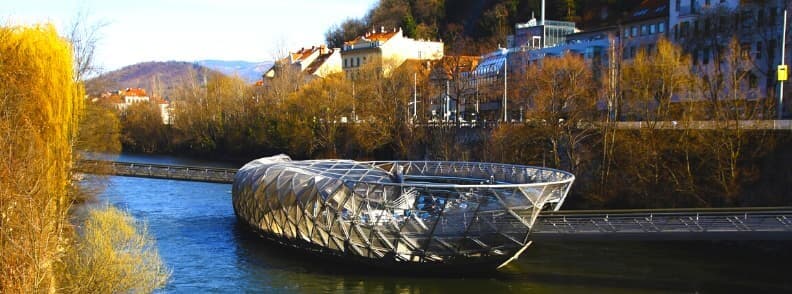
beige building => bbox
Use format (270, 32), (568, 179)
(264, 45), (342, 79)
(342, 27), (444, 78)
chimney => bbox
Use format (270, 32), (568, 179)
(381, 26), (385, 33)
(319, 44), (328, 55)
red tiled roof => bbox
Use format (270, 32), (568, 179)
(122, 88), (147, 97)
(346, 28), (399, 45)
(291, 46), (320, 62)
(305, 48), (336, 74)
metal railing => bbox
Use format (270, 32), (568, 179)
(76, 160), (237, 183)
(531, 207), (792, 240)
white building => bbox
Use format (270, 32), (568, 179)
(264, 45), (343, 80)
(341, 27), (443, 78)
(103, 88), (172, 125)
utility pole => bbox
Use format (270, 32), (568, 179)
(503, 56), (508, 122)
(445, 80), (451, 122)
(780, 9), (788, 119)
(352, 81), (356, 122)
(413, 72), (418, 120)
(541, 0), (546, 48)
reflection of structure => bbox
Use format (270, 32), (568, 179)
(232, 155), (574, 270)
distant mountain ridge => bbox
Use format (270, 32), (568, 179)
(195, 60), (273, 83)
(86, 61), (222, 98)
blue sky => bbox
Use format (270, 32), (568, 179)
(1, 0), (377, 72)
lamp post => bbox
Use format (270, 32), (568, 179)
(503, 56), (508, 122)
(780, 9), (788, 119)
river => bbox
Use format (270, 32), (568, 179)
(88, 154), (792, 293)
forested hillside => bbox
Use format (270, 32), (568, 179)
(85, 61), (222, 98)
(326, 0), (642, 53)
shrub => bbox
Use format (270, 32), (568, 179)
(60, 206), (170, 293)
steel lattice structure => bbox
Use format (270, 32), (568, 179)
(232, 155), (574, 270)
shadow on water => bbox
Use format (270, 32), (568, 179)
(233, 220), (792, 293)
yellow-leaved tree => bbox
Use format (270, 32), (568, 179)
(0, 24), (83, 292)
(1, 24), (169, 293)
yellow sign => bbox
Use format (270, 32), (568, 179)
(779, 65), (788, 81)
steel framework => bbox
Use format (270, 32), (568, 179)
(232, 155), (575, 269)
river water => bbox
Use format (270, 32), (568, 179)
(90, 154), (792, 293)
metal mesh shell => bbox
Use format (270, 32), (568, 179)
(232, 155), (574, 268)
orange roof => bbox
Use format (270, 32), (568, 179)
(151, 96), (168, 104)
(346, 28), (399, 45)
(290, 46), (320, 62)
(121, 88), (147, 97)
(305, 48), (336, 75)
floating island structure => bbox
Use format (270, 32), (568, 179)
(232, 155), (574, 271)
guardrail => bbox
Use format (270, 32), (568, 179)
(76, 160), (237, 183)
(531, 208), (792, 240)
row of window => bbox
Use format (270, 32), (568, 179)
(691, 39), (778, 65)
(343, 56), (369, 68)
(623, 43), (656, 59)
(675, 0), (728, 12)
(674, 7), (782, 40)
(624, 21), (666, 38)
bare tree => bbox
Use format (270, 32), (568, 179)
(67, 10), (108, 81)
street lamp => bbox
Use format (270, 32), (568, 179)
(779, 9), (788, 119)
(503, 56), (508, 122)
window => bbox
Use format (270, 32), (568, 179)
(641, 25), (647, 35)
(749, 73), (758, 89)
(631, 26), (638, 37)
(659, 22), (666, 33)
(693, 49), (699, 64)
(704, 19), (711, 34)
(650, 24), (656, 34)
(676, 0), (681, 12)
(740, 43), (751, 59)
(344, 59), (348, 68)
(758, 9), (765, 27)
(703, 47), (710, 65)
(624, 28), (630, 38)
(693, 20), (699, 37)
(705, 0), (710, 6)
(680, 21), (689, 38)
(741, 10), (753, 29)
(356, 57), (360, 67)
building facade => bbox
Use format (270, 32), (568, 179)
(341, 27), (443, 78)
(264, 45), (342, 80)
